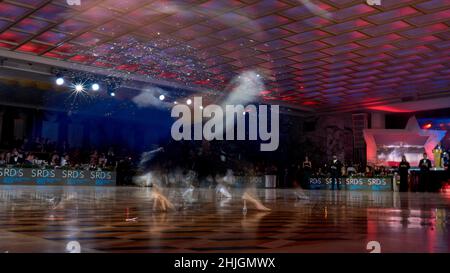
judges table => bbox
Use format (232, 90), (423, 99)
(0, 167), (116, 186)
(309, 177), (393, 191)
(409, 168), (449, 192)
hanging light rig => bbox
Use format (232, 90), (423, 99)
(52, 69), (125, 98)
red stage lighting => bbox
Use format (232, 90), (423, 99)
(423, 123), (432, 129)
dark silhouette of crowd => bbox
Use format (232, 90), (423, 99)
(0, 137), (136, 171)
(0, 136), (405, 188)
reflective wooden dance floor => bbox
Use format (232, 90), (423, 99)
(0, 186), (449, 253)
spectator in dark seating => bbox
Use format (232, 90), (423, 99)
(9, 149), (23, 165)
(50, 152), (60, 166)
(42, 138), (48, 151)
(106, 148), (116, 167)
(302, 156), (312, 188)
(33, 137), (43, 152)
(98, 153), (107, 168)
(61, 154), (70, 167)
(365, 165), (374, 177)
(24, 153), (35, 166)
(71, 149), (81, 165)
(22, 138), (33, 151)
(90, 150), (99, 166)
(5, 152), (11, 165)
(0, 152), (6, 165)
(347, 162), (356, 176)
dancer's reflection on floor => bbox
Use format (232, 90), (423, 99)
(241, 176), (272, 213)
(400, 192), (410, 228)
(151, 185), (175, 212)
(241, 211), (271, 231)
(214, 169), (272, 212)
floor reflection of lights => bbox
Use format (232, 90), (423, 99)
(0, 186), (449, 253)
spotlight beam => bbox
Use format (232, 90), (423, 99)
(74, 83), (85, 92)
(56, 77), (64, 85)
(92, 83), (100, 91)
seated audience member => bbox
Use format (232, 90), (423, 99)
(60, 154), (70, 167)
(365, 165), (374, 177)
(107, 148), (116, 167)
(50, 152), (60, 166)
(90, 150), (99, 166)
(9, 149), (23, 165)
(341, 163), (348, 177)
(5, 152), (11, 165)
(43, 139), (54, 153)
(0, 152), (6, 165)
(316, 167), (325, 177)
(24, 153), (35, 166)
(373, 166), (380, 176)
(347, 163), (356, 176)
(71, 149), (82, 165)
(98, 153), (107, 168)
(33, 137), (43, 152)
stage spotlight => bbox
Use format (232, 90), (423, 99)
(74, 84), (84, 92)
(186, 99), (192, 105)
(159, 95), (165, 101)
(174, 101), (178, 104)
(56, 77), (64, 86)
(107, 84), (117, 97)
(91, 83), (100, 91)
(423, 123), (432, 129)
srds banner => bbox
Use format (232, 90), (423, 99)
(309, 177), (393, 191)
(0, 167), (116, 186)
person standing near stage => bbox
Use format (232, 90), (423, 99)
(443, 151), (449, 171)
(302, 156), (312, 189)
(418, 153), (432, 192)
(398, 155), (410, 192)
(329, 155), (342, 190)
(433, 143), (443, 168)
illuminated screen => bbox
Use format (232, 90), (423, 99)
(373, 134), (429, 166)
